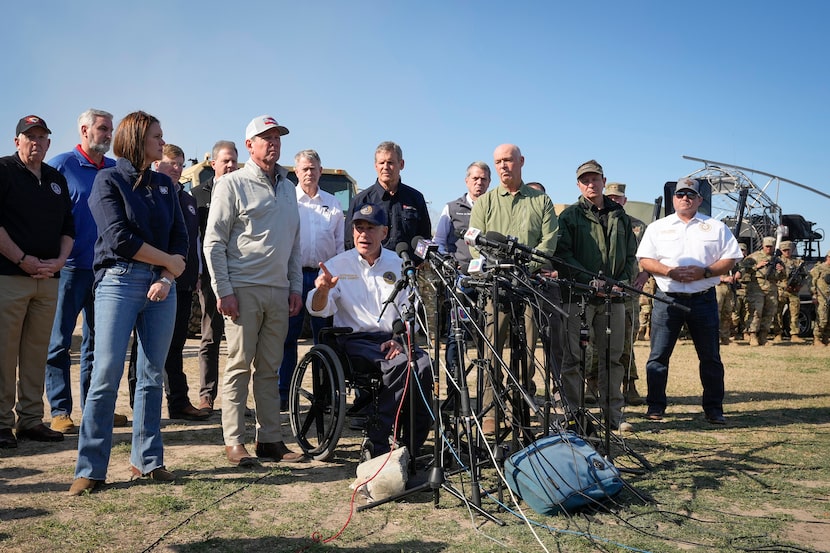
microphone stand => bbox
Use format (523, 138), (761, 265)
(358, 259), (503, 525)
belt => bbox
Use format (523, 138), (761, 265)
(665, 288), (711, 298)
(302, 267), (319, 272)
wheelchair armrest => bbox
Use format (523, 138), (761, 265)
(318, 327), (354, 342)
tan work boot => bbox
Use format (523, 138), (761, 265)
(773, 334), (784, 343)
(623, 379), (644, 406)
(790, 335), (805, 343)
(814, 339), (826, 347)
(50, 414), (76, 434)
(748, 333), (760, 347)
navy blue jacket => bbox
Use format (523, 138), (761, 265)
(344, 180), (431, 253)
(88, 158), (188, 284)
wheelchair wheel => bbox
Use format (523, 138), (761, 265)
(289, 344), (346, 461)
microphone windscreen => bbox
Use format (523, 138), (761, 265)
(485, 230), (507, 244)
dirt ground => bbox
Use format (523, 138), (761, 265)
(2, 323), (830, 552)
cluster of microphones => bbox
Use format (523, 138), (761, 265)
(394, 229), (546, 280)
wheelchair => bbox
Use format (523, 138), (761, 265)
(288, 327), (382, 461)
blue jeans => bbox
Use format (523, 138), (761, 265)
(278, 269), (330, 401)
(74, 262), (176, 480)
(646, 288), (725, 416)
(45, 266), (95, 417)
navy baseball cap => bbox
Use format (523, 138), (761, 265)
(352, 203), (387, 226)
(16, 115), (51, 136)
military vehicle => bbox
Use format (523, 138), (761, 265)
(179, 155), (357, 211)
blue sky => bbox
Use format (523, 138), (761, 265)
(3, 1), (828, 253)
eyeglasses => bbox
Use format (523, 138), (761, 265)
(674, 191), (699, 199)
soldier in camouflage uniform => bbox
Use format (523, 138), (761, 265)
(809, 252), (830, 347)
(741, 236), (786, 346)
(731, 242), (749, 340)
(774, 241), (806, 342)
(715, 268), (741, 345)
(637, 274), (655, 340)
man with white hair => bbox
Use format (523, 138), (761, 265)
(204, 115), (305, 466)
(44, 109), (125, 434)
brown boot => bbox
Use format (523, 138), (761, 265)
(748, 333), (760, 347)
(623, 379), (644, 406)
(814, 338), (826, 347)
(790, 335), (805, 343)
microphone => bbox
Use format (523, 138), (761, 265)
(412, 236), (457, 272)
(412, 236), (438, 260)
(484, 231), (551, 261)
(463, 227), (509, 251)
(395, 242), (416, 280)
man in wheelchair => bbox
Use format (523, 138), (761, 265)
(307, 203), (433, 457)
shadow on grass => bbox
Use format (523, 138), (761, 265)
(0, 507), (49, 521)
(167, 537), (449, 552)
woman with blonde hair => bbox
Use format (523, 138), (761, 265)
(69, 111), (188, 495)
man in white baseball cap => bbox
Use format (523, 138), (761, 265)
(203, 114), (304, 466)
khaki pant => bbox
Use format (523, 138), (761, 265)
(0, 275), (58, 430)
(221, 285), (289, 446)
(480, 299), (538, 418)
(715, 283), (734, 341)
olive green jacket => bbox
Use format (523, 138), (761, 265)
(554, 195), (637, 288)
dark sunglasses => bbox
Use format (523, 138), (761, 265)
(674, 191), (699, 199)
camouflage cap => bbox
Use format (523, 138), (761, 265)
(576, 160), (603, 179)
(762, 236), (776, 247)
(779, 241), (793, 251)
(605, 182), (626, 197)
(675, 178), (700, 194)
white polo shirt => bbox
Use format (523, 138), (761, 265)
(307, 248), (405, 334)
(636, 212), (743, 294)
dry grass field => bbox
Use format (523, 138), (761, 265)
(1, 334), (829, 552)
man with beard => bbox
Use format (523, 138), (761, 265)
(44, 109), (128, 433)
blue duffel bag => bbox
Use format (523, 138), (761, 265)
(504, 432), (624, 515)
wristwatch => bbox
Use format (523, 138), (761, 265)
(703, 267), (713, 278)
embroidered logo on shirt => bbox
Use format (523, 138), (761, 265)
(50, 182), (62, 195)
(383, 271), (397, 285)
(159, 186), (169, 195)
(699, 222), (711, 231)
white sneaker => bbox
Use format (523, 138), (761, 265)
(618, 421), (633, 433)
